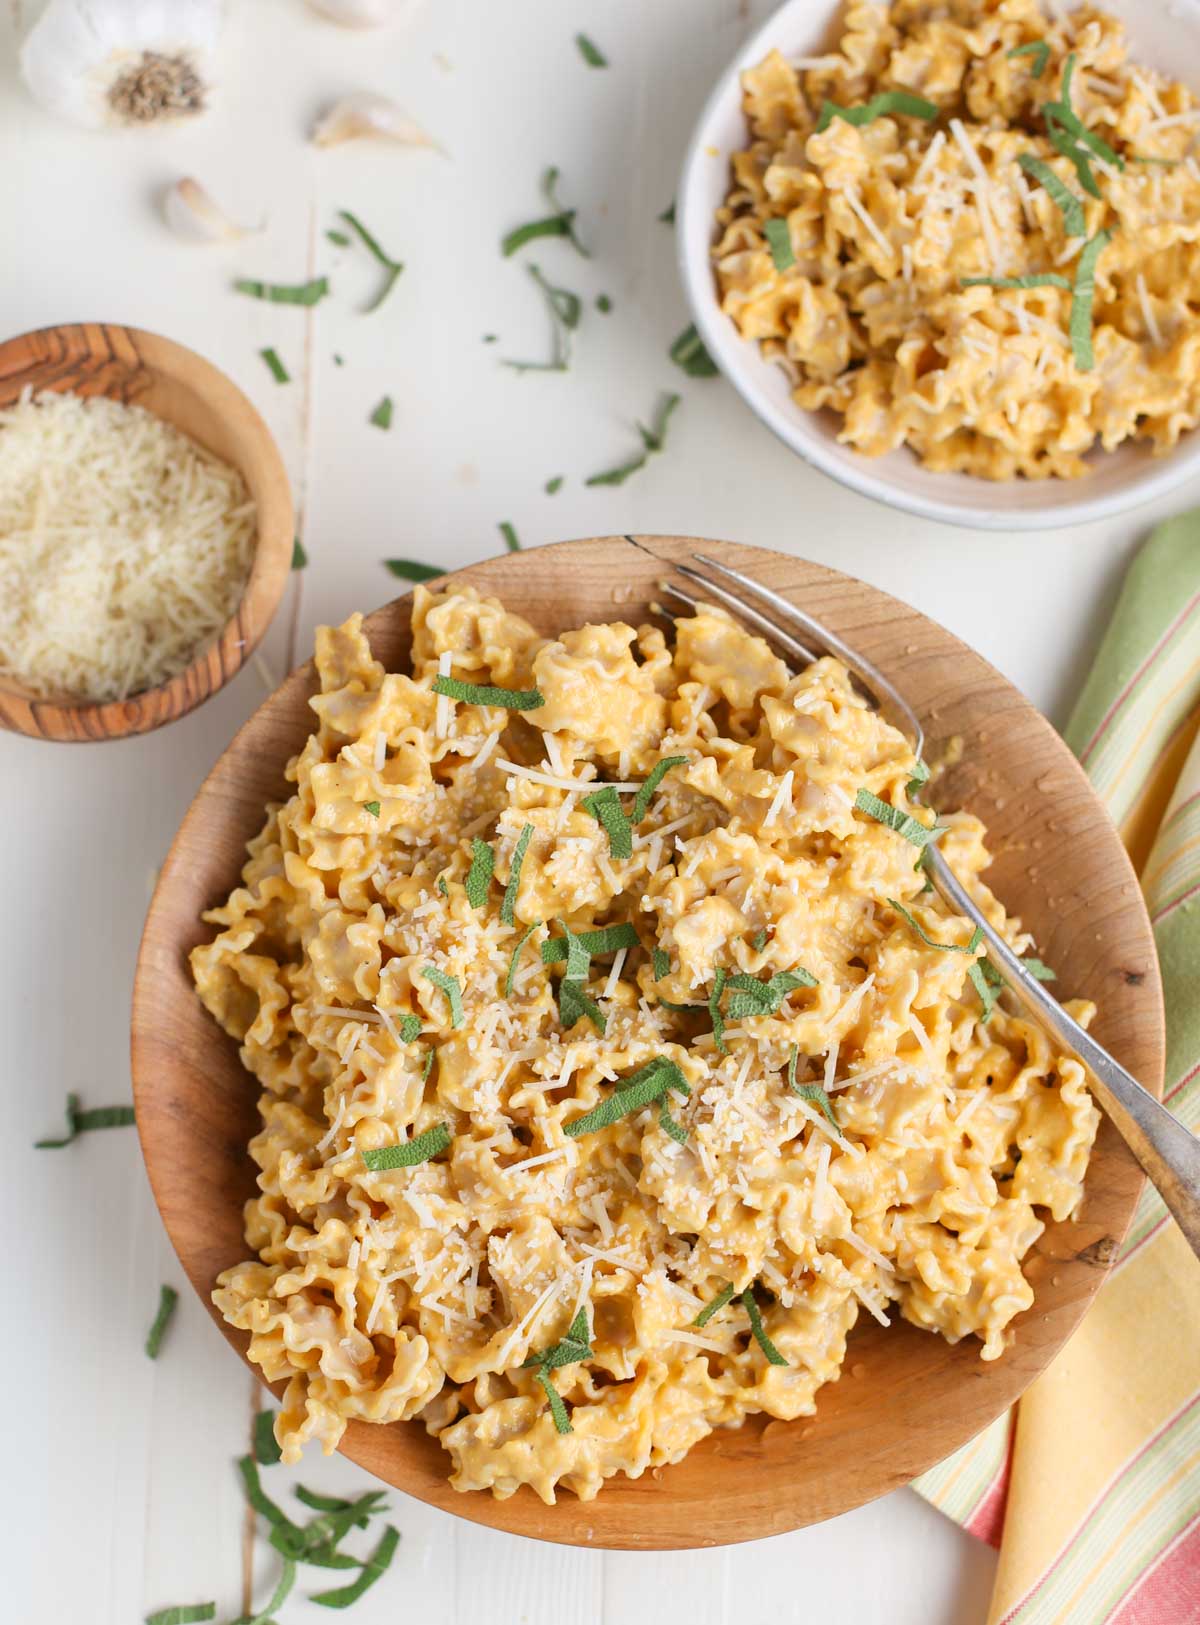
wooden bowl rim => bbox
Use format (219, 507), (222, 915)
(132, 534), (1164, 1548)
(0, 321), (294, 743)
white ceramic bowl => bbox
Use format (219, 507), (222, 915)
(677, 0), (1200, 531)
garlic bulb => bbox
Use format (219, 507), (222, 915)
(163, 177), (256, 243)
(311, 93), (441, 151)
(20, 0), (223, 130)
(307, 0), (425, 26)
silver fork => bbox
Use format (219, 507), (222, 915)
(661, 551), (1200, 1260)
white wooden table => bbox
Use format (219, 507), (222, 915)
(5, 1), (1193, 1619)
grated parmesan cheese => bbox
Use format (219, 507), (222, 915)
(0, 389), (256, 702)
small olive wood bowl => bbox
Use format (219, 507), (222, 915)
(132, 536), (1164, 1549)
(0, 322), (294, 743)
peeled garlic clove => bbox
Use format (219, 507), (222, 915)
(307, 0), (425, 26)
(311, 93), (442, 152)
(163, 177), (254, 243)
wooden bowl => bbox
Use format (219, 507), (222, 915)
(132, 536), (1164, 1548)
(0, 322), (294, 743)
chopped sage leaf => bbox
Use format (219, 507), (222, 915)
(658, 201), (676, 225)
(545, 475), (564, 493)
(433, 675), (545, 710)
(254, 1408), (282, 1466)
(311, 1524), (400, 1609)
(337, 209), (404, 313)
(725, 968), (817, 1020)
(398, 1014), (422, 1042)
(541, 922), (640, 963)
(363, 800), (381, 817)
(596, 294), (612, 313)
(1130, 154), (1179, 167)
(631, 755), (688, 822)
(905, 758), (930, 797)
(465, 838), (494, 907)
(234, 276), (329, 306)
(1017, 153), (1086, 238)
(523, 1305), (591, 1369)
(791, 1079), (839, 1132)
(534, 1366), (572, 1432)
(585, 392), (680, 486)
(854, 787), (940, 848)
(502, 823), (534, 926)
(260, 346), (290, 384)
(369, 395), (393, 430)
(741, 1287), (788, 1365)
(1069, 228), (1111, 371)
(291, 537), (308, 569)
(962, 273), (1070, 290)
(1023, 957), (1056, 981)
(384, 557), (441, 581)
(564, 1057), (689, 1137)
(1007, 40), (1050, 76)
(752, 928), (769, 952)
(326, 228), (351, 246)
(816, 92), (937, 133)
(502, 166), (589, 258)
(506, 919), (542, 997)
(583, 785), (633, 860)
(421, 1048), (435, 1082)
(35, 1093), (135, 1147)
(361, 1123), (452, 1171)
(968, 961), (1000, 1022)
(498, 520), (521, 552)
(669, 323), (718, 378)
(764, 216), (795, 271)
(889, 899), (983, 955)
(145, 1284), (178, 1359)
(651, 947), (670, 980)
(659, 1099), (689, 1144)
(575, 32), (607, 66)
(503, 261), (581, 372)
(145, 1607), (217, 1625)
(693, 1282), (735, 1327)
(420, 965), (464, 1026)
(558, 975), (606, 1034)
(708, 965), (728, 1055)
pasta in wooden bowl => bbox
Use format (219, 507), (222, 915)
(133, 536), (1163, 1547)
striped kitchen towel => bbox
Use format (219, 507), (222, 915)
(914, 510), (1200, 1625)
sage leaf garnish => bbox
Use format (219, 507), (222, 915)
(420, 965), (464, 1026)
(725, 968), (817, 1020)
(585, 393), (680, 486)
(145, 1284), (178, 1359)
(465, 838), (494, 907)
(503, 262), (582, 372)
(816, 92), (937, 133)
(35, 1093), (135, 1147)
(499, 521), (522, 552)
(502, 823), (534, 926)
(502, 167), (589, 258)
(541, 922), (640, 963)
(260, 346), (290, 383)
(787, 1043), (839, 1131)
(145, 1607), (216, 1625)
(505, 919), (542, 997)
(576, 33), (607, 67)
(741, 1287), (788, 1365)
(311, 1524), (400, 1609)
(291, 537), (308, 569)
(363, 801), (381, 817)
(1007, 40), (1050, 76)
(433, 675), (545, 710)
(764, 217), (795, 271)
(398, 1014), (422, 1042)
(708, 965), (728, 1054)
(693, 1282), (735, 1327)
(962, 273), (1071, 290)
(651, 948), (670, 980)
(253, 1408), (282, 1466)
(369, 395), (393, 430)
(564, 1056), (689, 1137)
(234, 276), (329, 306)
(854, 787), (940, 848)
(1017, 153), (1086, 238)
(631, 755), (688, 823)
(361, 1123), (452, 1170)
(583, 785), (633, 860)
(889, 899), (983, 955)
(669, 323), (718, 378)
(337, 208), (404, 313)
(1069, 229), (1112, 371)
(384, 557), (441, 581)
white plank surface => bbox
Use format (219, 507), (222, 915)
(2, 0), (1193, 1620)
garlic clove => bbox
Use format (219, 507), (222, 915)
(310, 93), (443, 152)
(163, 177), (257, 244)
(307, 0), (426, 27)
(20, 0), (222, 130)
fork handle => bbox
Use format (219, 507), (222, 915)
(927, 847), (1200, 1261)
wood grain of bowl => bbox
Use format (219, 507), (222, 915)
(131, 535), (1164, 1548)
(0, 322), (294, 744)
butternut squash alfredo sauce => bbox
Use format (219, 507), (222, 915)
(192, 587), (1099, 1503)
(714, 0), (1200, 479)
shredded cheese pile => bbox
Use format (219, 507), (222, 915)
(193, 586), (1100, 1505)
(714, 0), (1200, 479)
(0, 389), (256, 701)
